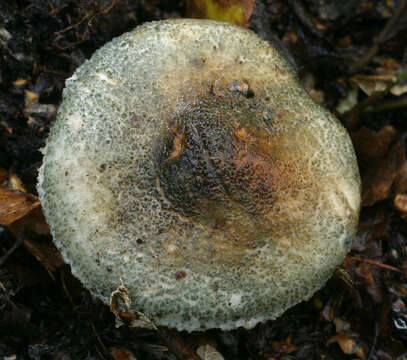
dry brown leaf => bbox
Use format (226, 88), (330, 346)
(271, 337), (297, 354)
(12, 78), (27, 86)
(7, 206), (50, 236)
(327, 331), (366, 359)
(23, 238), (64, 279)
(197, 344), (225, 360)
(352, 127), (407, 206)
(0, 120), (12, 133)
(354, 264), (384, 303)
(352, 74), (396, 96)
(110, 347), (138, 360)
(0, 188), (40, 226)
(352, 125), (397, 161)
(351, 212), (387, 252)
(321, 294), (345, 322)
(9, 173), (28, 192)
(186, 0), (255, 27)
(24, 90), (38, 101)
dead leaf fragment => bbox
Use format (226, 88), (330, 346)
(354, 263), (384, 302)
(0, 188), (40, 226)
(186, 0), (255, 27)
(197, 344), (225, 360)
(352, 68), (407, 97)
(328, 333), (366, 358)
(8, 206), (50, 236)
(351, 211), (387, 252)
(352, 125), (397, 161)
(271, 338), (297, 354)
(24, 90), (38, 101)
(23, 238), (64, 279)
(352, 74), (396, 96)
(327, 321), (366, 359)
(394, 193), (407, 214)
(12, 78), (27, 86)
(9, 173), (28, 192)
(353, 132), (407, 206)
(321, 292), (345, 322)
(110, 347), (138, 360)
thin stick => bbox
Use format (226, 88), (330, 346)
(0, 233), (25, 266)
(345, 68), (407, 129)
(350, 0), (407, 73)
(366, 96), (407, 112)
(119, 312), (202, 360)
(348, 255), (402, 273)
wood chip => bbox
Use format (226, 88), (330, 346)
(0, 188), (40, 226)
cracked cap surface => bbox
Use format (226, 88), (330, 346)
(38, 19), (361, 331)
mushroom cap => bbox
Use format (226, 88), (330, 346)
(38, 19), (361, 331)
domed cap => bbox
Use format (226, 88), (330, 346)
(37, 19), (361, 331)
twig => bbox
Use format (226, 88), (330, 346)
(0, 232), (25, 266)
(287, 0), (325, 38)
(367, 322), (379, 360)
(119, 312), (202, 360)
(90, 321), (110, 360)
(365, 96), (407, 112)
(350, 0), (407, 73)
(155, 326), (203, 360)
(54, 0), (120, 35)
(60, 268), (76, 306)
(345, 68), (407, 129)
(94, 345), (107, 360)
(54, 12), (93, 35)
(348, 256), (402, 273)
(0, 281), (18, 309)
(110, 282), (202, 360)
(101, 0), (120, 14)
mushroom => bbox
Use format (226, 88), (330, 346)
(37, 19), (361, 331)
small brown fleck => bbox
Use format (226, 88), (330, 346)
(100, 164), (107, 170)
(175, 270), (187, 279)
(166, 127), (186, 162)
(233, 126), (255, 144)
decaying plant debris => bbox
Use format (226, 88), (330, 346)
(1, 0), (407, 359)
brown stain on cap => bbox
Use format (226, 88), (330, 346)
(157, 89), (312, 253)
